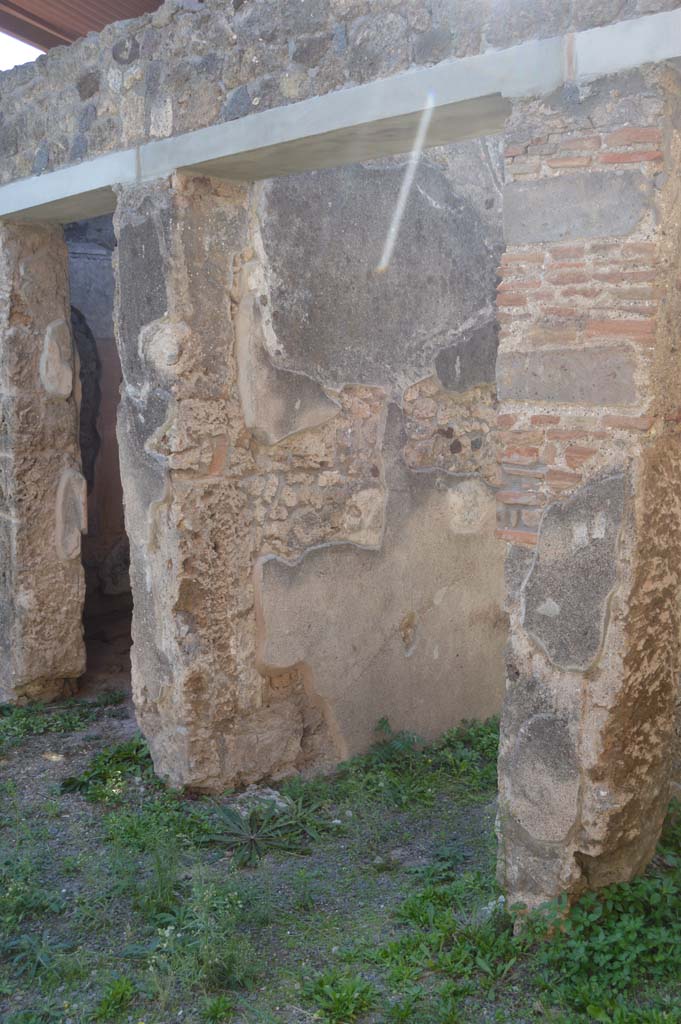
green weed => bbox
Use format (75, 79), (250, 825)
(103, 792), (212, 851)
(202, 993), (236, 1023)
(202, 800), (313, 867)
(92, 976), (136, 1020)
(1, 931), (69, 983)
(146, 875), (257, 996)
(0, 861), (65, 931)
(529, 866), (681, 1010)
(61, 734), (155, 802)
(309, 716), (500, 809)
(303, 969), (377, 1022)
(132, 837), (183, 922)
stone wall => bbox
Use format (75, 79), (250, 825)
(495, 65), (681, 909)
(0, 224), (86, 701)
(112, 138), (508, 789)
(1, 0), (680, 186)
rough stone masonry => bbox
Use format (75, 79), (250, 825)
(1, 0), (681, 912)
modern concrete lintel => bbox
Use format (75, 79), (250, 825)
(575, 7), (681, 80)
(139, 35), (562, 185)
(174, 96), (511, 183)
(0, 149), (137, 223)
(1, 9), (680, 223)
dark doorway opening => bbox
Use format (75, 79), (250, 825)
(66, 215), (132, 697)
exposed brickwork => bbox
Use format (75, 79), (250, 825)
(496, 100), (664, 547)
(497, 65), (681, 910)
(506, 127), (663, 179)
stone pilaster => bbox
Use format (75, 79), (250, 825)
(0, 222), (86, 701)
(113, 174), (294, 790)
(496, 69), (681, 909)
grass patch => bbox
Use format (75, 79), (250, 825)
(1, 709), (680, 1023)
(0, 693), (124, 757)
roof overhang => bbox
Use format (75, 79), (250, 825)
(0, 0), (162, 50)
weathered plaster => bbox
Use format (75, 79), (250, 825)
(255, 406), (507, 758)
(0, 223), (85, 701)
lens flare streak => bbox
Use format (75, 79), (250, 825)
(376, 92), (436, 273)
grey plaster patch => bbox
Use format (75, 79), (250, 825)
(55, 468), (87, 561)
(504, 544), (535, 599)
(434, 321), (499, 392)
(505, 713), (580, 843)
(257, 150), (502, 393)
(496, 346), (638, 406)
(235, 272), (339, 444)
(522, 472), (628, 670)
(498, 814), (569, 900)
(115, 198), (170, 388)
(39, 319), (73, 399)
(504, 170), (652, 245)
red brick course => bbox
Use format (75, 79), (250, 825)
(496, 116), (664, 547)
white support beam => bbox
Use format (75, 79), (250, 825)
(575, 6), (681, 80)
(0, 8), (680, 223)
(0, 149), (137, 224)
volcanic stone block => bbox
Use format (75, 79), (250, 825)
(504, 170), (652, 245)
(496, 346), (638, 406)
(503, 712), (580, 842)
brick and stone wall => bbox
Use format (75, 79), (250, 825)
(2, 0), (681, 911)
(1, 0), (680, 186)
(112, 140), (508, 790)
(495, 66), (681, 909)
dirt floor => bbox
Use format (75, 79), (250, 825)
(1, 693), (680, 1024)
